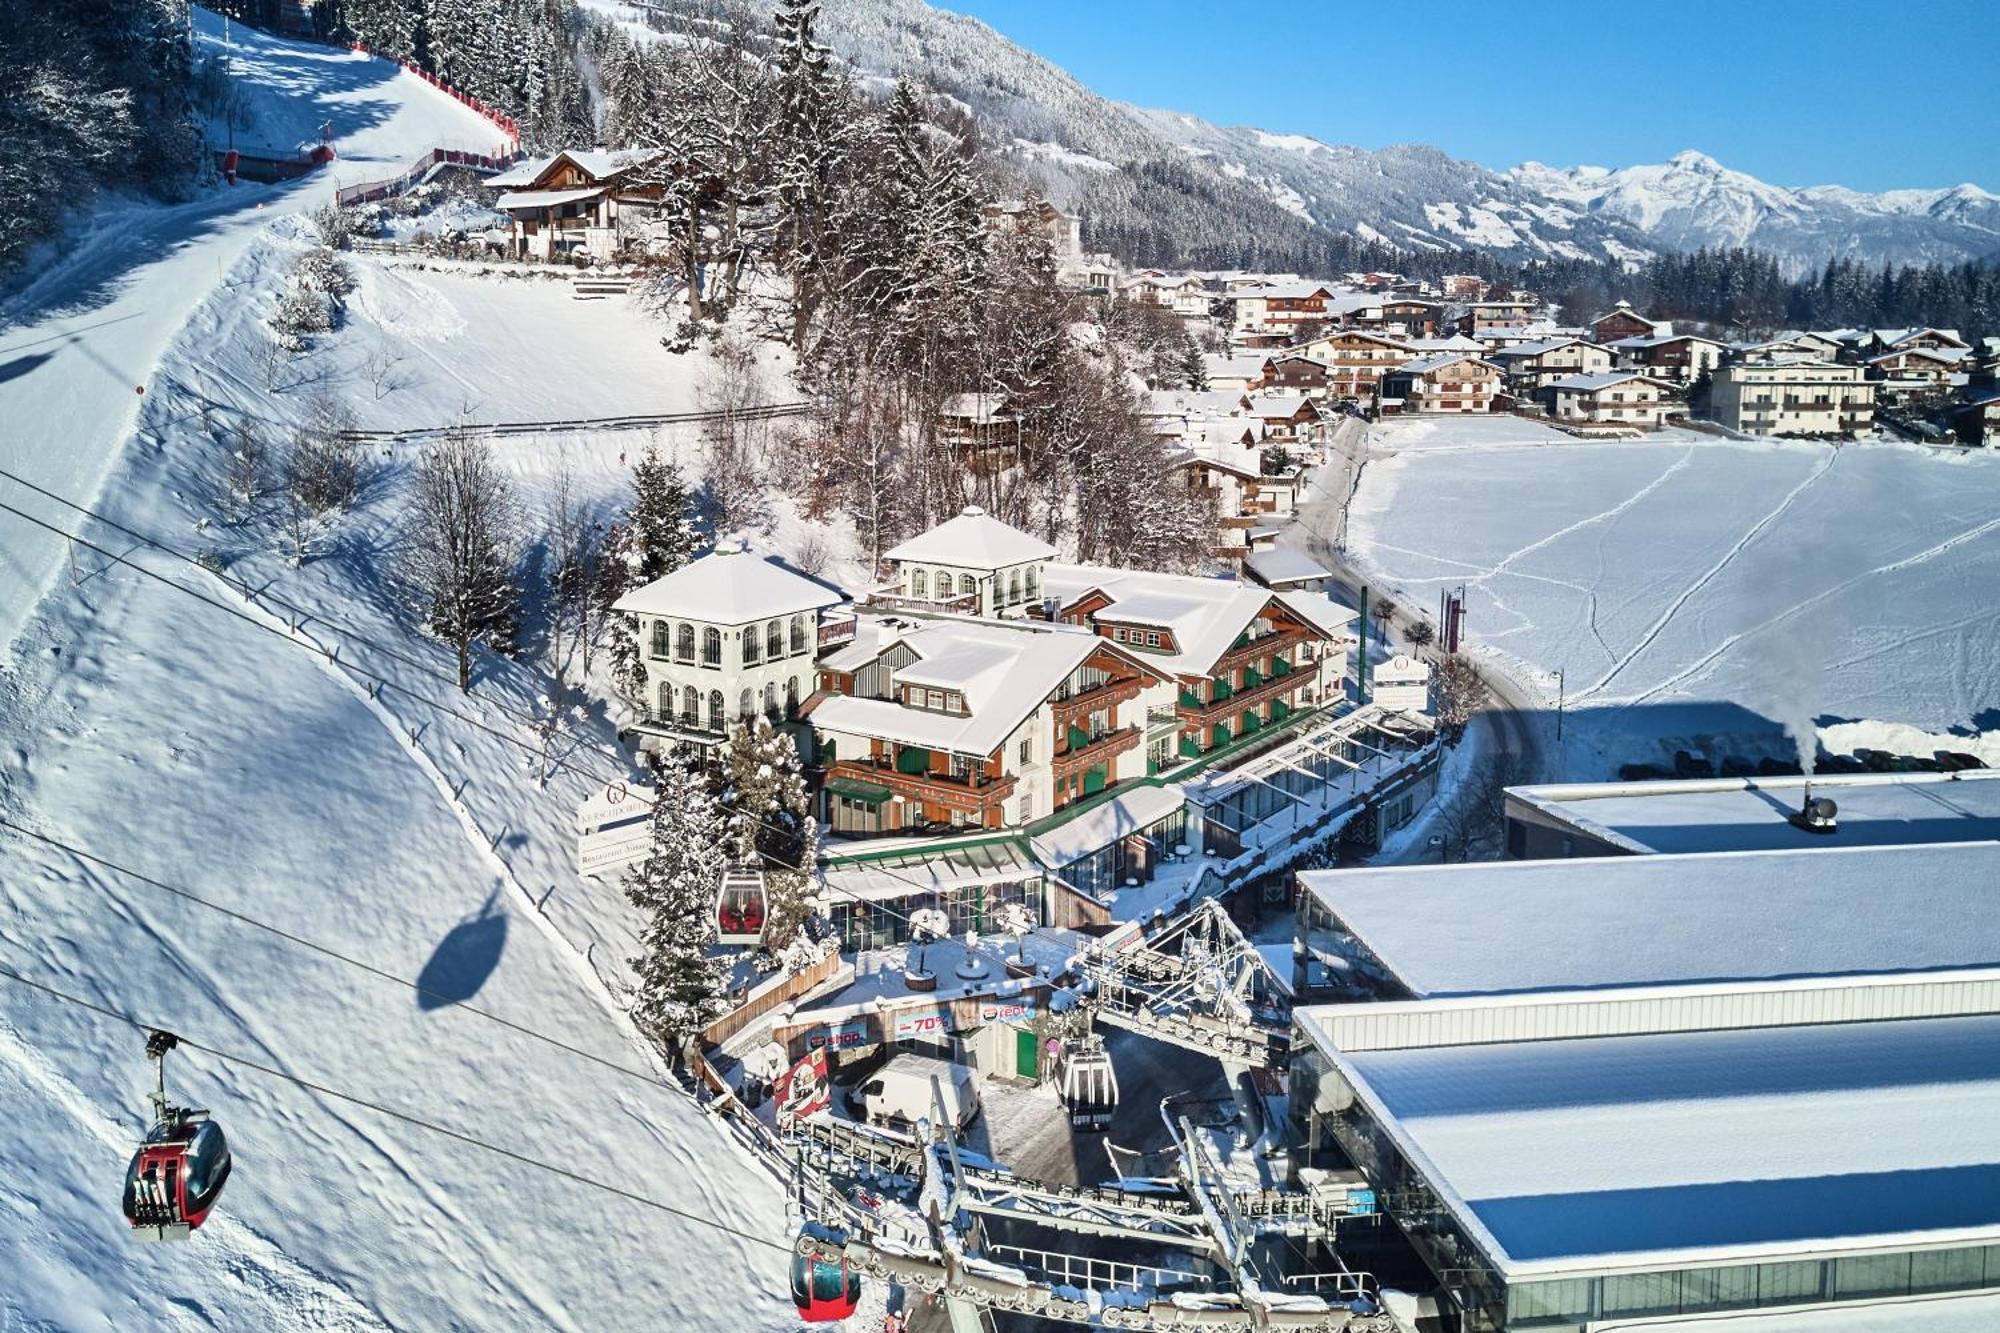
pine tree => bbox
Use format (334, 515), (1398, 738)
(720, 717), (818, 954)
(769, 0), (851, 353)
(625, 444), (700, 586)
(624, 758), (729, 1054)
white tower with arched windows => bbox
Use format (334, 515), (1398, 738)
(612, 543), (846, 756)
(880, 505), (1056, 618)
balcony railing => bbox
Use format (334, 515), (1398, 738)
(825, 758), (1016, 815)
(818, 616), (857, 649)
(1177, 666), (1307, 724)
(1051, 677), (1142, 727)
(1053, 726), (1140, 783)
(865, 583), (979, 616)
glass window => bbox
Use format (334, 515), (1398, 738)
(1509, 1278), (1591, 1326)
(1009, 569), (1021, 603)
(790, 615), (807, 653)
(1681, 1265), (1757, 1311)
(1834, 1254), (1910, 1299)
(743, 629), (761, 665)
(656, 681), (672, 720)
(676, 623), (695, 661)
(682, 685), (699, 724)
(959, 573), (977, 599)
(766, 620), (783, 659)
(702, 628), (722, 666)
(650, 621), (669, 657)
(1601, 1272), (1679, 1318)
(1755, 1260), (1823, 1306)
(1911, 1247), (1985, 1293)
(708, 689), (725, 730)
(786, 677), (800, 719)
(912, 569), (928, 599)
(739, 689), (754, 720)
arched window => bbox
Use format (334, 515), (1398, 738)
(937, 569), (953, 601)
(1008, 569), (1021, 604)
(766, 619), (783, 659)
(1024, 566), (1039, 600)
(657, 681), (673, 720)
(959, 573), (977, 599)
(676, 623), (695, 661)
(708, 689), (725, 730)
(912, 569), (929, 599)
(790, 615), (807, 653)
(650, 621), (669, 657)
(702, 627), (722, 666)
(763, 682), (779, 718)
(738, 688), (754, 720)
(681, 685), (699, 726)
(786, 676), (800, 719)
(743, 626), (761, 664)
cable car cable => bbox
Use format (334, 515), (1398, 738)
(0, 815), (677, 1096)
(0, 492), (1110, 976)
(0, 958), (791, 1253)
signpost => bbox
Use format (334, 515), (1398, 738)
(575, 780), (654, 878)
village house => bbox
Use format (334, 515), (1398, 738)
(809, 614), (1171, 836)
(614, 543), (847, 757)
(1202, 351), (1270, 392)
(1459, 299), (1539, 339)
(1541, 371), (1673, 429)
(1259, 353), (1332, 395)
(873, 506), (1056, 618)
(1228, 282), (1337, 339)
(1607, 333), (1729, 386)
(1295, 329), (1418, 405)
(1176, 421), (1283, 553)
(1490, 337), (1617, 394)
(489, 148), (664, 262)
(982, 198), (1084, 270)
(1589, 299), (1672, 344)
(1041, 563), (1358, 771)
(1951, 391), (2000, 447)
(1708, 360), (1875, 437)
(1123, 272), (1210, 317)
(1250, 393), (1325, 442)
(1864, 346), (1967, 402)
(1439, 274), (1487, 301)
(936, 391), (1024, 452)
(1861, 327), (1971, 357)
(1379, 353), (1503, 414)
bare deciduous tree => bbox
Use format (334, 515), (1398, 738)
(1433, 654), (1491, 746)
(405, 428), (521, 692)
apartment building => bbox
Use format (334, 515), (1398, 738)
(1709, 360), (1876, 436)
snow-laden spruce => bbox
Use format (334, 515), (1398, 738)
(624, 756), (730, 1054)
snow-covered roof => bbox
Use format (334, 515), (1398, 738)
(494, 187), (606, 210)
(939, 391), (1017, 423)
(1316, 1003), (2000, 1277)
(1867, 345), (1967, 366)
(1490, 337), (1594, 360)
(1874, 326), (1967, 348)
(1243, 547), (1330, 588)
(1506, 771), (2000, 855)
(882, 506), (1056, 570)
(1545, 371), (1666, 393)
(1250, 392), (1316, 418)
(808, 616), (1162, 757)
(1401, 336), (1486, 353)
(1040, 563), (1351, 676)
(554, 147), (655, 180)
(1030, 784), (1188, 867)
(1608, 332), (1726, 350)
(484, 154), (551, 187)
(1299, 841), (2000, 999)
(611, 544), (844, 624)
(1392, 353), (1498, 376)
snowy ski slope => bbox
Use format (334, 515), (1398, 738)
(1347, 418), (2000, 773)
(0, 14), (805, 1332)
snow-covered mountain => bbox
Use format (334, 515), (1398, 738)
(1511, 151), (2000, 271)
(594, 0), (1999, 272)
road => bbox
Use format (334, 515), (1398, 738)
(1278, 418), (1551, 856)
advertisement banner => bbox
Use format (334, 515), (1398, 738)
(889, 1005), (952, 1041)
(805, 1019), (872, 1052)
(976, 995), (1037, 1026)
(774, 1047), (830, 1130)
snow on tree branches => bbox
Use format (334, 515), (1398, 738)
(623, 756), (730, 1054)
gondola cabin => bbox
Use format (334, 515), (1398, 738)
(123, 1114), (231, 1241)
(1058, 1036), (1119, 1132)
(716, 866), (768, 946)
(790, 1222), (861, 1322)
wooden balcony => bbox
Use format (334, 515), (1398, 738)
(1051, 677), (1143, 729)
(1177, 666), (1306, 725)
(824, 758), (1016, 817)
(1216, 626), (1309, 678)
(1053, 726), (1140, 784)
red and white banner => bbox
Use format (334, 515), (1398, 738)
(774, 1047), (831, 1130)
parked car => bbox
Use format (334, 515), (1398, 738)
(1673, 749), (1716, 778)
(1936, 751), (1988, 772)
(846, 1054), (980, 1134)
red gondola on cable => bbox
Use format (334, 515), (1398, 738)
(716, 865), (768, 946)
(122, 1031), (232, 1242)
(790, 1223), (861, 1323)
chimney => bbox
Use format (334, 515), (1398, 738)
(1788, 785), (1839, 836)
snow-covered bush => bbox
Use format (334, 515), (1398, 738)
(267, 247), (353, 352)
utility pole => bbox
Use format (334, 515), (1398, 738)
(1355, 584), (1369, 705)
(1555, 667), (1566, 742)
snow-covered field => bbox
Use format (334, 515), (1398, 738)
(1347, 417), (2000, 775)
(0, 13), (820, 1331)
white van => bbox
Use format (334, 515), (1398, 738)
(849, 1054), (980, 1133)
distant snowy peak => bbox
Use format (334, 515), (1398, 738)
(1509, 153), (2000, 269)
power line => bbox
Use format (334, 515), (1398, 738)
(0, 815), (675, 1097)
(0, 958), (791, 1253)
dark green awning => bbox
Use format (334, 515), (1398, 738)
(827, 777), (893, 806)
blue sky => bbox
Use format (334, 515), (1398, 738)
(939, 0), (1999, 191)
